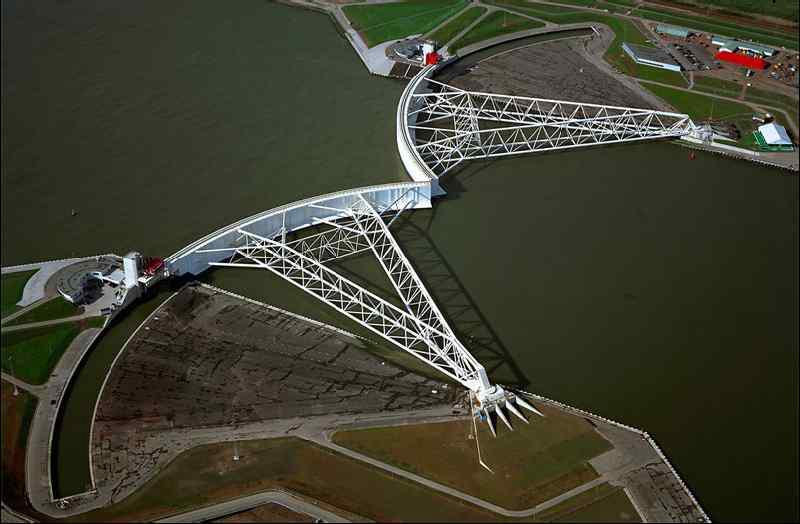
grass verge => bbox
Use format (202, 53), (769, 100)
(333, 403), (612, 510)
(1, 270), (37, 318)
(428, 6), (488, 45)
(451, 10), (545, 52)
(74, 437), (501, 522)
(634, 6), (797, 49)
(643, 82), (753, 120)
(343, 0), (469, 47)
(5, 296), (84, 327)
(1, 319), (103, 384)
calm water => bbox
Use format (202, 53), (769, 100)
(2, 0), (797, 521)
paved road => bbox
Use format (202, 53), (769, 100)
(1, 373), (45, 396)
(156, 489), (350, 523)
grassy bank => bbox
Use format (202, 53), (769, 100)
(673, 0), (798, 24)
(617, 52), (688, 86)
(1, 270), (37, 318)
(333, 403), (612, 510)
(451, 10), (545, 52)
(428, 6), (487, 45)
(343, 0), (469, 47)
(634, 6), (797, 49)
(74, 437), (500, 522)
(643, 82), (753, 120)
(1, 320), (101, 384)
(5, 296), (83, 326)
(483, 1), (650, 71)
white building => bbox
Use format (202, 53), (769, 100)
(622, 43), (682, 72)
(758, 122), (792, 145)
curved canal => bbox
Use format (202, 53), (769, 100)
(2, 0), (797, 520)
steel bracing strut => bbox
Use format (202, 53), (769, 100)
(408, 78), (696, 175)
(196, 190), (538, 431)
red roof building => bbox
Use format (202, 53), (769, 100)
(715, 50), (768, 69)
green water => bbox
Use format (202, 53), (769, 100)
(2, 0), (797, 520)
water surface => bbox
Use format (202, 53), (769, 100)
(2, 0), (797, 520)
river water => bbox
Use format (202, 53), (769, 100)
(2, 0), (797, 520)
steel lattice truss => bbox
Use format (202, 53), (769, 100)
(197, 194), (491, 393)
(409, 78), (696, 175)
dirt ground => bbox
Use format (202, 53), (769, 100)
(93, 285), (455, 432)
(213, 503), (314, 523)
(449, 39), (658, 109)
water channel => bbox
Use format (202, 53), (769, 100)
(2, 0), (797, 520)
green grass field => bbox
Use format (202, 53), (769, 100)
(5, 297), (83, 327)
(693, 75), (743, 97)
(483, 1), (650, 69)
(680, 0), (798, 23)
(484, 0), (582, 20)
(450, 10), (545, 52)
(333, 403), (612, 510)
(691, 79), (798, 129)
(1, 270), (37, 319)
(343, 0), (469, 47)
(616, 52), (688, 86)
(634, 6), (797, 49)
(537, 482), (639, 522)
(427, 6), (487, 45)
(1, 321), (102, 384)
(644, 83), (753, 120)
(74, 438), (499, 522)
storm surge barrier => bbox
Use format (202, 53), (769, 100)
(167, 65), (699, 436)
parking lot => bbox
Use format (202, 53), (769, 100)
(666, 42), (717, 71)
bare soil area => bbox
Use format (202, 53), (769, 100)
(448, 39), (658, 108)
(213, 503), (314, 523)
(94, 285), (454, 431)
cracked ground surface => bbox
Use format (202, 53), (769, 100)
(90, 284), (457, 503)
(94, 285), (455, 429)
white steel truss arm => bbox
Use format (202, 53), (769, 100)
(348, 196), (490, 389)
(209, 229), (489, 391)
(406, 77), (695, 175)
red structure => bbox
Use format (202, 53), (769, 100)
(142, 257), (164, 277)
(424, 51), (440, 65)
(715, 50), (767, 70)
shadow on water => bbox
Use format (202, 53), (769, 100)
(390, 209), (529, 388)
